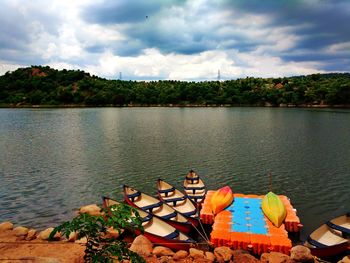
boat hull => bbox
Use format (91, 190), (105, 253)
(157, 179), (199, 227)
(305, 215), (350, 258)
(305, 241), (349, 258)
(102, 197), (196, 251)
(183, 170), (206, 206)
(134, 229), (194, 251)
(261, 192), (286, 227)
(123, 186), (192, 234)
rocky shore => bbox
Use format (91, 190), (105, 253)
(0, 204), (349, 263)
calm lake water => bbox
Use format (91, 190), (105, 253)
(0, 107), (349, 239)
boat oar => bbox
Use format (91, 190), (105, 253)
(197, 217), (210, 242)
(190, 219), (210, 243)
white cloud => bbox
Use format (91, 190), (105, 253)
(0, 61), (25, 75)
(1, 0), (347, 78)
(236, 52), (324, 77)
(326, 41), (350, 54)
(79, 47), (322, 81)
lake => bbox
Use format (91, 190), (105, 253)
(0, 107), (349, 239)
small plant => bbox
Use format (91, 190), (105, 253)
(50, 203), (146, 263)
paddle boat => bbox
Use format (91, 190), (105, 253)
(157, 179), (199, 226)
(261, 191), (286, 227)
(123, 185), (192, 233)
(102, 197), (196, 251)
(326, 213), (350, 239)
(210, 186), (234, 215)
(304, 214), (350, 258)
(183, 170), (206, 205)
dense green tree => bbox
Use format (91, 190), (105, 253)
(0, 66), (349, 107)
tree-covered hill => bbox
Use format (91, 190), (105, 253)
(1, 66), (349, 107)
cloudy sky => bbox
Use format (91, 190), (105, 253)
(0, 0), (349, 80)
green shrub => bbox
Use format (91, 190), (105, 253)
(50, 203), (145, 263)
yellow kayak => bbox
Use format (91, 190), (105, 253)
(210, 186), (234, 215)
(261, 191), (286, 227)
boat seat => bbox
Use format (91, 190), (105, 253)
(187, 194), (205, 202)
(326, 221), (350, 238)
(164, 230), (179, 240)
(163, 196), (186, 206)
(158, 187), (175, 197)
(307, 237), (327, 248)
(142, 214), (153, 223)
(161, 211), (177, 220)
(142, 201), (163, 213)
(185, 176), (199, 183)
(184, 186), (206, 194)
(127, 191), (141, 202)
(182, 209), (197, 218)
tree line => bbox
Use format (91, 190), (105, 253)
(0, 66), (349, 107)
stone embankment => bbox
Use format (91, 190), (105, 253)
(1, 204), (349, 263)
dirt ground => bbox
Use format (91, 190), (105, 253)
(0, 230), (85, 263)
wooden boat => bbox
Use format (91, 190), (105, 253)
(157, 179), (199, 226)
(183, 170), (206, 205)
(123, 185), (192, 233)
(102, 197), (196, 251)
(210, 186), (234, 215)
(304, 214), (350, 258)
(326, 213), (350, 238)
(261, 191), (286, 227)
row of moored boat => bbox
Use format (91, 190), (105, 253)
(103, 170), (206, 251)
(102, 169), (350, 257)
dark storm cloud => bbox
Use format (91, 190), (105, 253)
(222, 0), (350, 62)
(124, 24), (212, 55)
(1, 0), (349, 77)
(81, 0), (273, 56)
(82, 0), (185, 24)
(283, 52), (346, 62)
(0, 1), (60, 64)
(321, 60), (350, 72)
(82, 1), (222, 55)
(0, 8), (32, 50)
(85, 45), (106, 54)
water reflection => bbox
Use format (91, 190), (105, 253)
(0, 107), (349, 239)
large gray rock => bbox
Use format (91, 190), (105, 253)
(158, 256), (175, 263)
(13, 226), (29, 236)
(261, 252), (290, 263)
(232, 250), (261, 263)
(75, 236), (87, 244)
(67, 231), (77, 242)
(173, 250), (189, 260)
(37, 227), (60, 240)
(144, 255), (158, 263)
(104, 227), (123, 239)
(26, 228), (37, 241)
(79, 204), (102, 216)
(205, 251), (216, 262)
(153, 246), (175, 257)
(338, 256), (350, 263)
(0, 221), (13, 231)
(290, 245), (314, 262)
(193, 258), (213, 263)
(129, 235), (153, 257)
(189, 248), (205, 259)
(214, 246), (232, 262)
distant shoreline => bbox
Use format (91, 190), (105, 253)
(1, 103), (350, 109)
(2, 67), (350, 108)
